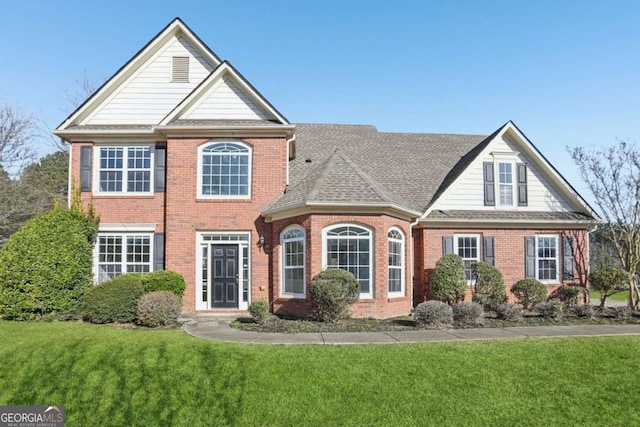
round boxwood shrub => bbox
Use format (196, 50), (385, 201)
(248, 300), (274, 324)
(589, 267), (628, 308)
(136, 291), (182, 327)
(495, 303), (523, 322)
(81, 274), (145, 324)
(310, 269), (360, 323)
(549, 285), (587, 307)
(431, 254), (467, 304)
(510, 278), (548, 310)
(141, 270), (186, 298)
(0, 205), (98, 320)
(413, 300), (453, 328)
(471, 262), (506, 310)
(452, 301), (484, 325)
(535, 299), (564, 318)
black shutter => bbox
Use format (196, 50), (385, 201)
(154, 233), (165, 271)
(563, 236), (575, 280)
(80, 146), (92, 192)
(442, 236), (453, 256)
(483, 162), (495, 206)
(155, 147), (166, 192)
(483, 236), (495, 266)
(517, 163), (528, 206)
(525, 236), (535, 278)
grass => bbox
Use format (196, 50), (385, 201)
(590, 290), (630, 302)
(1, 321), (640, 426)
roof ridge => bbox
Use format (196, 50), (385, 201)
(307, 149), (340, 200)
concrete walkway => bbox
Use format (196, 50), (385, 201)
(182, 315), (640, 345)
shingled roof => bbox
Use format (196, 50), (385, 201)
(265, 123), (489, 215)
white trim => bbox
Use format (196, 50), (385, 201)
(99, 223), (157, 232)
(387, 227), (405, 298)
(535, 234), (560, 284)
(453, 233), (481, 284)
(195, 231), (251, 311)
(279, 225), (306, 298)
(322, 223), (374, 299)
(92, 144), (155, 196)
(197, 140), (252, 200)
(93, 231), (154, 284)
(496, 160), (517, 208)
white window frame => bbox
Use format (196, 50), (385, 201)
(322, 224), (374, 299)
(454, 234), (481, 283)
(93, 145), (154, 196)
(387, 227), (405, 298)
(536, 234), (559, 283)
(497, 161), (516, 207)
(94, 231), (154, 284)
(197, 141), (252, 199)
(280, 226), (306, 298)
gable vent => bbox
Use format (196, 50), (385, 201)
(171, 56), (189, 83)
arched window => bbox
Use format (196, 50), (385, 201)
(324, 224), (373, 298)
(199, 141), (251, 198)
(388, 228), (404, 297)
(281, 227), (306, 297)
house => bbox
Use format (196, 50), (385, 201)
(54, 18), (597, 319)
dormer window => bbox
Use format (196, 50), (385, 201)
(171, 56), (189, 82)
(498, 162), (515, 206)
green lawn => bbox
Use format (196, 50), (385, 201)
(1, 321), (639, 426)
(590, 290), (630, 302)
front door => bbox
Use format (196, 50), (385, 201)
(211, 244), (238, 308)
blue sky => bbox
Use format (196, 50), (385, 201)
(1, 0), (639, 201)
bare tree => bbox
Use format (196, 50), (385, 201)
(568, 141), (640, 309)
(0, 105), (37, 177)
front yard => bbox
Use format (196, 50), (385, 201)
(1, 320), (639, 426)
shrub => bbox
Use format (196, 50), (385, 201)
(413, 300), (453, 328)
(141, 270), (186, 298)
(589, 267), (628, 308)
(610, 306), (632, 320)
(81, 274), (145, 324)
(510, 279), (548, 310)
(471, 262), (506, 310)
(0, 204), (99, 320)
(248, 300), (274, 324)
(310, 269), (360, 323)
(549, 286), (587, 307)
(452, 301), (484, 325)
(136, 291), (182, 327)
(535, 299), (564, 318)
(568, 304), (594, 318)
(431, 254), (467, 304)
(495, 303), (523, 322)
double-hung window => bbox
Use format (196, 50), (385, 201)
(97, 146), (153, 194)
(537, 235), (558, 281)
(281, 227), (306, 297)
(97, 233), (153, 283)
(454, 234), (480, 281)
(388, 228), (404, 296)
(498, 162), (514, 206)
(199, 141), (251, 198)
(325, 225), (373, 298)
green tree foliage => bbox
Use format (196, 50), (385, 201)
(0, 199), (98, 320)
(431, 254), (467, 304)
(310, 269), (360, 323)
(590, 267), (628, 308)
(471, 262), (507, 310)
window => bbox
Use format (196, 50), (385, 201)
(199, 142), (251, 198)
(454, 234), (480, 281)
(537, 235), (558, 281)
(498, 162), (514, 206)
(388, 228), (404, 296)
(97, 233), (152, 283)
(96, 146), (152, 194)
(325, 225), (372, 298)
(281, 227), (306, 297)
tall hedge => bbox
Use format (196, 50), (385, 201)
(0, 204), (99, 320)
(431, 254), (467, 304)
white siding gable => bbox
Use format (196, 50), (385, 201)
(181, 77), (270, 120)
(82, 36), (215, 125)
(433, 134), (574, 212)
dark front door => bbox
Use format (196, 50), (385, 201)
(211, 245), (238, 308)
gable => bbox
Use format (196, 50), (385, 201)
(82, 36), (216, 125)
(180, 77), (270, 121)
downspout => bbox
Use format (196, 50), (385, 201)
(285, 132), (296, 187)
(585, 223), (598, 304)
(66, 139), (72, 207)
(408, 215), (421, 310)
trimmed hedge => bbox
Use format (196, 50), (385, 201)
(0, 206), (98, 320)
(141, 270), (186, 298)
(431, 254), (467, 304)
(510, 278), (547, 310)
(81, 274), (145, 324)
(136, 291), (182, 327)
(310, 269), (360, 323)
(413, 300), (453, 328)
(471, 262), (506, 310)
(452, 301), (484, 325)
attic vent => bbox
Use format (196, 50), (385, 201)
(171, 56), (189, 83)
